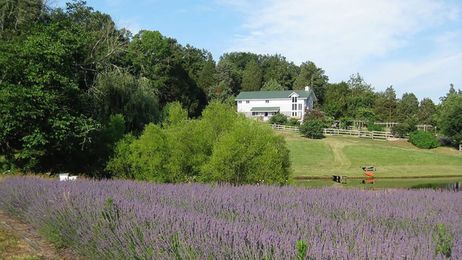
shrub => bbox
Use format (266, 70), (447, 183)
(300, 119), (325, 139)
(339, 117), (353, 129)
(438, 136), (455, 147)
(107, 101), (291, 184)
(303, 109), (325, 122)
(287, 118), (300, 126)
(161, 102), (188, 127)
(201, 119), (290, 185)
(367, 123), (384, 132)
(391, 120), (417, 138)
(269, 113), (288, 125)
(408, 131), (439, 149)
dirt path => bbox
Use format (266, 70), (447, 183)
(0, 210), (78, 260)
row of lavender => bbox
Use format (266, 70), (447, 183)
(0, 177), (460, 259)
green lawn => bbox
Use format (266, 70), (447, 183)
(282, 132), (462, 178)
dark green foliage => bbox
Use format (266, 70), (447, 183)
(128, 30), (207, 117)
(303, 109), (326, 122)
(293, 61), (328, 105)
(367, 123), (384, 132)
(241, 59), (263, 91)
(438, 136), (454, 147)
(0, 0), (47, 39)
(437, 91), (462, 145)
(261, 54), (298, 90)
(356, 107), (376, 123)
(300, 119), (325, 139)
(323, 82), (349, 119)
(339, 117), (353, 129)
(374, 86), (397, 122)
(261, 78), (284, 91)
(88, 70), (160, 133)
(269, 113), (288, 125)
(418, 98), (436, 125)
(287, 118), (300, 126)
(408, 131), (439, 149)
(397, 93), (419, 122)
(391, 120), (417, 138)
(346, 74), (375, 119)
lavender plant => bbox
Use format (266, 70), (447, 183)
(0, 176), (460, 259)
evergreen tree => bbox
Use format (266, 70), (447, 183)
(397, 93), (419, 122)
(261, 79), (284, 91)
(418, 98), (436, 125)
(241, 59), (263, 91)
(374, 86), (398, 122)
(293, 61), (328, 105)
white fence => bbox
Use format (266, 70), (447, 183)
(323, 128), (393, 140)
(270, 124), (299, 132)
(270, 124), (395, 140)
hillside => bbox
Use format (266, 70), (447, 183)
(282, 132), (462, 178)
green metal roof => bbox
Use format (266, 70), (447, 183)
(236, 90), (315, 100)
(250, 107), (280, 112)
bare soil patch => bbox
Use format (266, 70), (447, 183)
(0, 210), (77, 260)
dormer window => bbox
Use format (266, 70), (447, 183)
(265, 100), (269, 103)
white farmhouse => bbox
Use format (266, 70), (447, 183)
(236, 86), (316, 121)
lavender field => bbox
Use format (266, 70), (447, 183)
(0, 177), (461, 259)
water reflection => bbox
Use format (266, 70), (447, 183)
(411, 182), (461, 191)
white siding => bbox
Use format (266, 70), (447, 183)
(237, 95), (313, 121)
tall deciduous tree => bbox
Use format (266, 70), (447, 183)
(261, 54), (298, 90)
(346, 73), (375, 118)
(197, 57), (216, 92)
(88, 70), (160, 133)
(437, 91), (462, 144)
(128, 30), (206, 116)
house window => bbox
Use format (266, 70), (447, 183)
(292, 104), (297, 110)
(265, 100), (269, 103)
(292, 97), (298, 103)
(294, 112), (297, 116)
(252, 112), (256, 116)
(298, 104), (302, 110)
(246, 100), (250, 104)
(238, 101), (242, 103)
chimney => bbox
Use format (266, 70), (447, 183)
(304, 86), (310, 91)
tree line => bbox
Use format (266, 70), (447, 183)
(1, 1), (460, 178)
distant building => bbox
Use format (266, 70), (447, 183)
(236, 86), (316, 121)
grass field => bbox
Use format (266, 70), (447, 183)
(281, 131), (462, 178)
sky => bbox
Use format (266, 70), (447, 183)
(53, 0), (462, 102)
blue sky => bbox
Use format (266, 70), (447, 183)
(53, 0), (462, 102)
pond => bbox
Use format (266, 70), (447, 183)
(295, 177), (462, 190)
